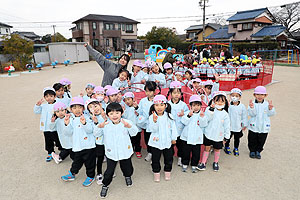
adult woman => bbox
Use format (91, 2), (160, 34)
(84, 44), (130, 86)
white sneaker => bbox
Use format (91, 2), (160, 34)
(51, 152), (62, 164)
(177, 157), (182, 166)
(144, 153), (152, 162)
(96, 174), (103, 185)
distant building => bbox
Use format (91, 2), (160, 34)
(206, 8), (288, 48)
(71, 14), (142, 52)
(12, 31), (42, 42)
(185, 23), (222, 41)
(0, 22), (13, 41)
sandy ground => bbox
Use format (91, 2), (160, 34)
(0, 61), (299, 200)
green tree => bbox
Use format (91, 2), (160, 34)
(2, 34), (34, 71)
(42, 32), (68, 43)
(145, 26), (181, 48)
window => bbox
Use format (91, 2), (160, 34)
(118, 24), (121, 30)
(281, 41), (286, 48)
(92, 22), (97, 30)
(126, 24), (133, 32)
(93, 39), (99, 47)
(122, 24), (125, 31)
(189, 32), (196, 38)
(233, 24), (237, 28)
(104, 23), (115, 30)
(77, 23), (82, 30)
(6, 29), (9, 33)
(106, 39), (110, 46)
(242, 23), (253, 30)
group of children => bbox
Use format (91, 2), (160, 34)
(34, 60), (275, 198)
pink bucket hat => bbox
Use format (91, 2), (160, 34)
(53, 102), (67, 111)
(163, 62), (172, 69)
(104, 85), (113, 91)
(59, 78), (72, 85)
(175, 72), (183, 76)
(85, 83), (95, 89)
(212, 91), (227, 98)
(70, 96), (84, 106)
(106, 88), (119, 96)
(230, 88), (242, 96)
(153, 95), (167, 104)
(141, 64), (147, 69)
(133, 60), (143, 67)
(94, 86), (105, 94)
(254, 86), (267, 94)
(123, 92), (135, 99)
(204, 80), (214, 86)
(148, 61), (156, 68)
(84, 98), (99, 110)
(192, 78), (202, 83)
(170, 81), (182, 89)
(189, 95), (201, 103)
(43, 87), (55, 94)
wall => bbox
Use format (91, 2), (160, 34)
(197, 27), (216, 41)
(33, 52), (50, 64)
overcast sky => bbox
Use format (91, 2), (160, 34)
(0, 0), (297, 38)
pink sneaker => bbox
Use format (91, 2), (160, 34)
(135, 152), (142, 159)
(51, 152), (62, 164)
(154, 173), (160, 182)
(164, 172), (171, 181)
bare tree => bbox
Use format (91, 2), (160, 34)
(271, 2), (300, 37)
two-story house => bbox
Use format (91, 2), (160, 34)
(185, 23), (222, 41)
(72, 14), (140, 52)
(206, 8), (288, 48)
(0, 22), (13, 40)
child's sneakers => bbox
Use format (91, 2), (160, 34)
(213, 162), (219, 172)
(233, 148), (239, 156)
(51, 152), (62, 164)
(144, 153), (152, 162)
(256, 151), (261, 159)
(249, 152), (256, 159)
(182, 165), (188, 172)
(224, 147), (232, 155)
(196, 163), (206, 171)
(177, 157), (182, 166)
(96, 174), (103, 185)
(125, 177), (133, 187)
(164, 172), (171, 181)
(154, 173), (160, 182)
(82, 177), (95, 187)
(191, 166), (198, 173)
(135, 152), (142, 159)
(46, 154), (52, 162)
(61, 171), (75, 181)
(100, 186), (109, 199)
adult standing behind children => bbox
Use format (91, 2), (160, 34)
(84, 43), (130, 86)
(162, 48), (177, 66)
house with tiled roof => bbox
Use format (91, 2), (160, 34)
(71, 14), (141, 52)
(0, 22), (13, 41)
(206, 8), (288, 48)
(185, 23), (222, 41)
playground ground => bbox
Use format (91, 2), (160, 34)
(0, 61), (299, 200)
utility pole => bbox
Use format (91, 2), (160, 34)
(52, 25), (56, 42)
(199, 0), (208, 41)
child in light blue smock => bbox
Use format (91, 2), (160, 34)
(167, 81), (189, 167)
(59, 78), (72, 106)
(50, 102), (73, 164)
(53, 83), (71, 107)
(248, 86), (275, 159)
(163, 62), (175, 88)
(122, 92), (146, 159)
(148, 63), (166, 88)
(137, 81), (157, 162)
(224, 88), (247, 156)
(61, 97), (96, 187)
(131, 60), (147, 91)
(94, 102), (138, 198)
(148, 95), (178, 182)
(197, 91), (230, 172)
(85, 98), (106, 185)
(82, 83), (95, 103)
(112, 69), (130, 90)
(181, 95), (208, 173)
(34, 87), (62, 162)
